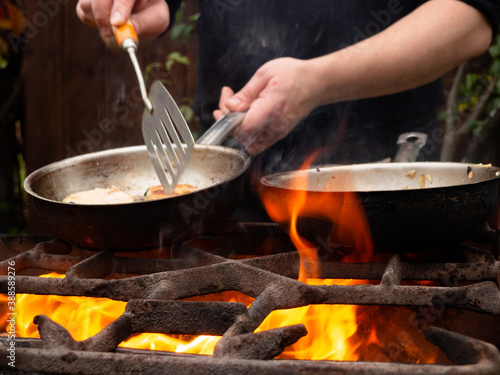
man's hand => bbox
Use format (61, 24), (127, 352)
(76, 0), (170, 41)
(214, 0), (492, 156)
(214, 57), (317, 155)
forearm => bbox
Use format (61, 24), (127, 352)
(309, 0), (493, 107)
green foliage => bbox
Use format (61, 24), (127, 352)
(145, 62), (162, 77)
(0, 53), (7, 69)
(165, 51), (189, 72)
(489, 36), (500, 58)
(0, 39), (8, 69)
(467, 120), (483, 136)
(170, 11), (199, 42)
(144, 4), (200, 130)
(444, 36), (500, 131)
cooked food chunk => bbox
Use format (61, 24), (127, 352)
(63, 187), (134, 204)
(145, 184), (196, 200)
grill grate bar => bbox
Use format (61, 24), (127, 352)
(1, 225), (500, 374)
(2, 327), (500, 375)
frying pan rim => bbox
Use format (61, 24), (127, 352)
(260, 161), (500, 193)
(24, 144), (251, 206)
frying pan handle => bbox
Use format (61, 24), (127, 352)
(196, 111), (246, 145)
(393, 132), (428, 162)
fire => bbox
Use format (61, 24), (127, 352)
(259, 157), (374, 267)
(256, 279), (370, 361)
(2, 275), (366, 360)
(6, 273), (222, 355)
(257, 155), (373, 358)
(0, 155), (445, 362)
(256, 153), (444, 363)
(0, 281), (446, 363)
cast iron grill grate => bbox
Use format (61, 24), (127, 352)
(1, 223), (500, 374)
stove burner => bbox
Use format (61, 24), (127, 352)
(1, 224), (500, 374)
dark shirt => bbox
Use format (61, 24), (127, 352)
(165, 0), (500, 220)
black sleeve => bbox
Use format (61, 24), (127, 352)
(166, 0), (184, 30)
(460, 0), (500, 34)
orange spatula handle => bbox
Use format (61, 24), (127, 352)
(113, 20), (138, 50)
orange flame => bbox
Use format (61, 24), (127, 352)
(257, 279), (370, 360)
(0, 154), (444, 362)
(259, 157), (374, 269)
(7, 272), (223, 354)
(256, 154), (374, 359)
(1, 278), (445, 362)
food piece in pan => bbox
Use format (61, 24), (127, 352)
(63, 187), (134, 204)
(145, 184), (197, 200)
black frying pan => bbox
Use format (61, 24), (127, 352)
(24, 145), (250, 250)
(260, 162), (500, 252)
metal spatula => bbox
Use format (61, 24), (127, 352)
(114, 21), (195, 195)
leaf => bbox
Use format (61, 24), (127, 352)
(143, 62), (161, 82)
(489, 45), (500, 59)
(165, 52), (189, 72)
(189, 13), (200, 22)
(490, 60), (500, 77)
(437, 110), (447, 122)
(170, 23), (185, 41)
(487, 96), (500, 114)
(465, 73), (478, 91)
(180, 104), (194, 123)
(458, 102), (468, 113)
(0, 51), (7, 69)
(175, 8), (183, 23)
(182, 24), (195, 42)
(467, 120), (484, 135)
(145, 62), (161, 75)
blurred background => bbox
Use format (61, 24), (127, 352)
(1, 0), (499, 235)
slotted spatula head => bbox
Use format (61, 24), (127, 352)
(142, 80), (195, 195)
(113, 21), (195, 195)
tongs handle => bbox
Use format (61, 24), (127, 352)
(112, 20), (153, 113)
(196, 111), (246, 145)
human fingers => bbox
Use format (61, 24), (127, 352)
(233, 97), (290, 155)
(76, 0), (98, 26)
(224, 68), (270, 113)
(86, 0), (118, 38)
(217, 86), (234, 112)
(76, 0), (131, 38)
(212, 87), (234, 120)
(115, 0), (170, 36)
(108, 0), (135, 27)
(213, 109), (225, 121)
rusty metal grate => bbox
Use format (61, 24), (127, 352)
(1, 223), (500, 374)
